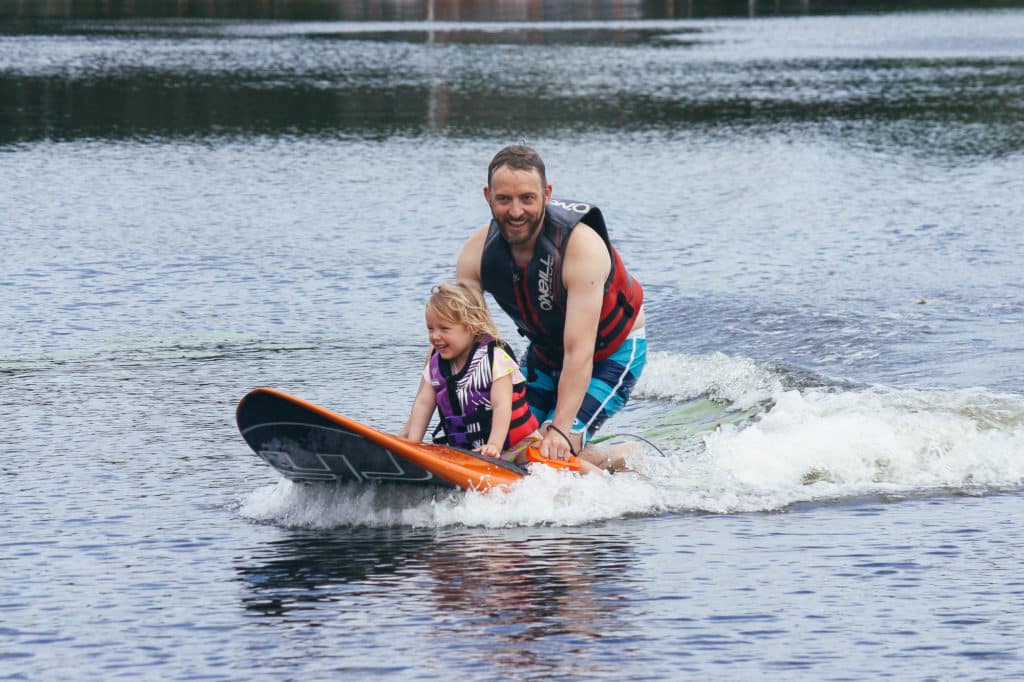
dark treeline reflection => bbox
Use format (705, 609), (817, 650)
(2, 5), (1022, 156)
(3, 64), (1022, 157)
(4, 0), (1024, 20)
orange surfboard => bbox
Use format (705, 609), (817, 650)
(236, 387), (577, 491)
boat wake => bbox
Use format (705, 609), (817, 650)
(238, 351), (1024, 527)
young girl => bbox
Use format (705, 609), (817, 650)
(399, 282), (544, 465)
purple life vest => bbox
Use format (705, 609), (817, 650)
(428, 338), (537, 450)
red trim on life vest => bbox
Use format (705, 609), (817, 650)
(593, 246), (643, 362)
(514, 264), (547, 335)
(507, 384), (539, 447)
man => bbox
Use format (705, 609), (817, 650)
(456, 145), (646, 468)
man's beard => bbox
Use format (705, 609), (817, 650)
(498, 212), (543, 247)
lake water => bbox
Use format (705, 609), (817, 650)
(3, 3), (1024, 679)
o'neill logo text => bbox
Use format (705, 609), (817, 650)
(549, 199), (590, 214)
(537, 254), (555, 311)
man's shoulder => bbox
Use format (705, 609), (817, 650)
(462, 223), (491, 253)
(456, 223), (491, 282)
(563, 222), (611, 281)
(567, 221), (608, 254)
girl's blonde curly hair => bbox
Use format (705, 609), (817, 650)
(427, 282), (501, 342)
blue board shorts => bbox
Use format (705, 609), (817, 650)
(522, 328), (647, 445)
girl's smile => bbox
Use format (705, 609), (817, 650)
(425, 307), (475, 371)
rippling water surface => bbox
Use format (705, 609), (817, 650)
(3, 4), (1024, 679)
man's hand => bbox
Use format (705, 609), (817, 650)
(539, 424), (579, 461)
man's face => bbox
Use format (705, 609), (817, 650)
(485, 166), (551, 248)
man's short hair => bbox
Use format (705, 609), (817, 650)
(487, 145), (547, 188)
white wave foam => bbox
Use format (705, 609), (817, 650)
(239, 480), (452, 528)
(237, 354), (1024, 526)
(237, 466), (673, 529)
(702, 387), (1024, 507)
(635, 350), (782, 409)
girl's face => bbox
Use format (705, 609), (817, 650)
(426, 307), (475, 369)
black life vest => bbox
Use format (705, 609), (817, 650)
(480, 199), (644, 369)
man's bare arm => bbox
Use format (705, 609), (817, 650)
(538, 223), (610, 459)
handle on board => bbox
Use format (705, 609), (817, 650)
(525, 445), (581, 472)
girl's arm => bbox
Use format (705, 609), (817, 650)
(478, 373), (513, 457)
(398, 376), (436, 442)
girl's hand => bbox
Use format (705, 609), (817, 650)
(475, 443), (501, 458)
